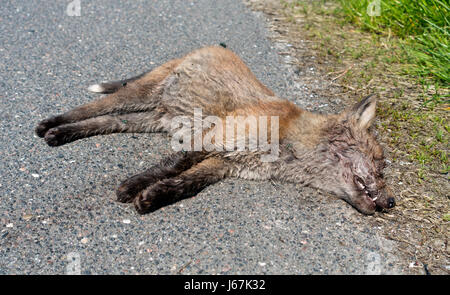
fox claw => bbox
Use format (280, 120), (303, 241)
(36, 119), (54, 138)
(116, 184), (139, 203)
(44, 127), (72, 147)
(36, 116), (63, 138)
(44, 128), (61, 146)
(133, 190), (159, 214)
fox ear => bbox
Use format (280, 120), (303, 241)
(348, 94), (377, 129)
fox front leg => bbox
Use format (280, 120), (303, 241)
(134, 157), (228, 214)
(116, 151), (206, 203)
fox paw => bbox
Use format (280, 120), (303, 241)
(44, 127), (71, 147)
(116, 183), (140, 203)
(133, 189), (159, 215)
(36, 117), (61, 138)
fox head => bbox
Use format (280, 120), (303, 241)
(313, 94), (395, 214)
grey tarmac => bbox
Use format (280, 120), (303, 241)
(0, 0), (403, 274)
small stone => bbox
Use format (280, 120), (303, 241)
(23, 214), (33, 221)
(409, 261), (419, 268)
(80, 237), (88, 244)
(123, 219), (131, 224)
(31, 174), (40, 178)
(258, 262), (266, 266)
(6, 223), (13, 228)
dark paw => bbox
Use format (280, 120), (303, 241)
(35, 117), (62, 138)
(133, 189), (159, 215)
(44, 128), (70, 147)
(116, 183), (139, 203)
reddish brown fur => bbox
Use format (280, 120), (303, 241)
(36, 46), (395, 215)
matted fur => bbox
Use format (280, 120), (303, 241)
(36, 46), (395, 215)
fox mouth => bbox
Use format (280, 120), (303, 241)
(354, 188), (396, 214)
(363, 189), (377, 205)
(353, 188), (379, 214)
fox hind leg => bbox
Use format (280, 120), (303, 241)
(36, 82), (156, 138)
(43, 111), (166, 146)
(36, 58), (181, 138)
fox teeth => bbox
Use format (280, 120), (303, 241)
(365, 190), (377, 202)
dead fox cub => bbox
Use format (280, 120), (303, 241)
(36, 46), (395, 215)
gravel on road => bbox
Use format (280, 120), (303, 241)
(0, 0), (402, 274)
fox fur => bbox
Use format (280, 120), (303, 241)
(36, 46), (395, 215)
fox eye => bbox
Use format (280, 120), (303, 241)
(354, 175), (365, 190)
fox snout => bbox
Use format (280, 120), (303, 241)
(349, 187), (395, 215)
(375, 188), (396, 210)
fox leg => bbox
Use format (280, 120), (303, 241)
(134, 157), (227, 214)
(36, 81), (155, 138)
(116, 152), (206, 203)
(36, 59), (181, 137)
(43, 111), (165, 146)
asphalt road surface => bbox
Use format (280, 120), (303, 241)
(0, 0), (403, 274)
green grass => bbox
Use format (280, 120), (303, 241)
(336, 0), (449, 103)
(280, 0), (449, 177)
(268, 0), (449, 273)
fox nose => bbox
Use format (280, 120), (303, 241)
(387, 197), (395, 208)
